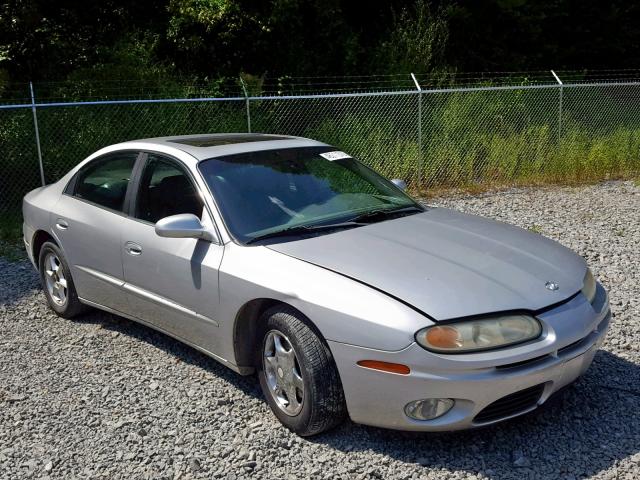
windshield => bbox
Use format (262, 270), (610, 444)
(198, 147), (420, 243)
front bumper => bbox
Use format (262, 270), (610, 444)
(330, 285), (610, 431)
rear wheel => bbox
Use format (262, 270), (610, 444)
(256, 306), (347, 436)
(38, 241), (88, 318)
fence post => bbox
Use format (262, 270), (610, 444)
(239, 76), (252, 133)
(410, 73), (423, 190)
(29, 82), (46, 186)
(551, 70), (563, 144)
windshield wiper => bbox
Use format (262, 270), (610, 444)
(246, 205), (423, 244)
(246, 221), (363, 244)
(348, 205), (424, 224)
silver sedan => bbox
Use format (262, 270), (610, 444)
(22, 133), (610, 436)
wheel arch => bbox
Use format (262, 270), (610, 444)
(232, 298), (326, 371)
(32, 230), (57, 264)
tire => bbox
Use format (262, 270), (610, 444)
(38, 241), (88, 318)
(256, 306), (347, 436)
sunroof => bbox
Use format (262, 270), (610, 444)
(169, 134), (290, 147)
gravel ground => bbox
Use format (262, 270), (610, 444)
(1, 180), (639, 480)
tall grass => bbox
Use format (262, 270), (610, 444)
(2, 83), (640, 242)
(302, 84), (640, 189)
(308, 116), (640, 189)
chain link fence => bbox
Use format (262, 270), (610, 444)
(2, 73), (640, 223)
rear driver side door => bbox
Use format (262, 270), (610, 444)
(120, 153), (225, 355)
(54, 151), (140, 313)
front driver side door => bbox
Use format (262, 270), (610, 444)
(120, 153), (225, 355)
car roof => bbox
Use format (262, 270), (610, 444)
(110, 133), (330, 161)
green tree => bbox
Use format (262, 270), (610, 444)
(0, 0), (170, 81)
(371, 0), (450, 75)
(165, 0), (359, 77)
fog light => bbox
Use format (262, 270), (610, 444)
(404, 398), (454, 420)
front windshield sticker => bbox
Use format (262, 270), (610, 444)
(319, 151), (352, 161)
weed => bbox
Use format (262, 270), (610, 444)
(1, 84), (640, 219)
(0, 241), (25, 262)
(0, 214), (22, 243)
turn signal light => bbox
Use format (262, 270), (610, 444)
(425, 325), (462, 349)
(357, 360), (410, 375)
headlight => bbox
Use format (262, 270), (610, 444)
(581, 268), (596, 304)
(416, 314), (542, 353)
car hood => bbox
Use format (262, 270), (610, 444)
(267, 208), (586, 321)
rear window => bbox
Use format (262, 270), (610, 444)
(73, 153), (137, 211)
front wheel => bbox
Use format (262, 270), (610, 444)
(257, 307), (347, 436)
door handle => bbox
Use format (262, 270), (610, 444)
(124, 241), (143, 256)
(55, 219), (69, 230)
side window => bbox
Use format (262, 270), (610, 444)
(74, 153), (137, 212)
(135, 155), (204, 223)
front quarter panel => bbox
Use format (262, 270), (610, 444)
(217, 243), (433, 362)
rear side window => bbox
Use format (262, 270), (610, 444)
(135, 155), (204, 223)
(74, 153), (137, 212)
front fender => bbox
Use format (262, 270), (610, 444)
(216, 243), (434, 363)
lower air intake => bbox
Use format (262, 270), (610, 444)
(474, 384), (545, 423)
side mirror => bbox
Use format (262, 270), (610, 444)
(155, 214), (217, 242)
(391, 178), (407, 191)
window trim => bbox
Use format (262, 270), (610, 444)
(63, 148), (223, 245)
(63, 150), (144, 216)
(127, 150), (223, 245)
(129, 152), (204, 224)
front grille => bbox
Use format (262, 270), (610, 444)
(474, 384), (545, 423)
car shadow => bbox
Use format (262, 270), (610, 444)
(4, 260), (639, 478)
(0, 259), (258, 401)
(71, 307), (265, 402)
(307, 349), (640, 478)
(79, 304), (640, 479)
(0, 259), (41, 306)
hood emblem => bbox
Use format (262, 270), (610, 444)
(545, 281), (559, 291)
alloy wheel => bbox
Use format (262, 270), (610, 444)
(44, 252), (68, 306)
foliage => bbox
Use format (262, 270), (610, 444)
(0, 0), (168, 81)
(0, 240), (25, 261)
(0, 211), (23, 255)
(1, 0), (640, 248)
(2, 1), (640, 85)
(165, 0), (358, 77)
(371, 1), (450, 75)
(3, 84), (639, 224)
